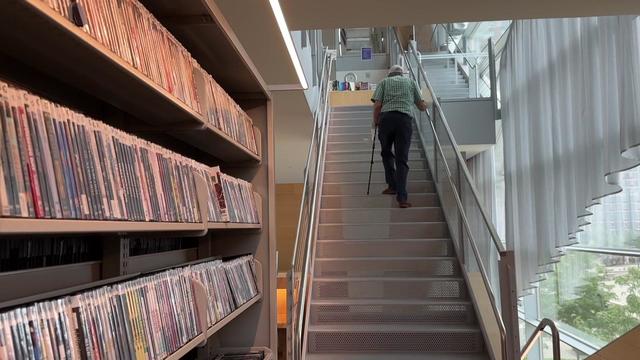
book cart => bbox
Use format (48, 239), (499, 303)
(0, 0), (276, 358)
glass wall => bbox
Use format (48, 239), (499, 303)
(492, 123), (640, 357)
(538, 252), (640, 345)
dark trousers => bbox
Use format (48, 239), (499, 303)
(378, 111), (413, 202)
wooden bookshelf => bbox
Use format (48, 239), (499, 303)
(0, 218), (207, 235)
(0, 0), (276, 357)
(208, 223), (262, 230)
(0, 0), (261, 163)
(165, 294), (262, 360)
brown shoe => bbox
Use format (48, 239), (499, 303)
(399, 202), (412, 208)
(382, 188), (397, 195)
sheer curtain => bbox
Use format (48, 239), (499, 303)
(500, 16), (640, 295)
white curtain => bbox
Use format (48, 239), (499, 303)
(500, 16), (640, 295)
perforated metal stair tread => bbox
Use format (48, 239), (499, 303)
(308, 323), (481, 332)
(322, 193), (435, 197)
(314, 276), (463, 281)
(306, 353), (489, 360)
(323, 159), (424, 164)
(311, 298), (472, 306)
(324, 170), (425, 174)
(322, 179), (433, 185)
(315, 256), (457, 261)
(326, 149), (423, 153)
(317, 237), (451, 242)
(320, 221), (446, 226)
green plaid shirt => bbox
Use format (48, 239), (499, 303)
(371, 75), (423, 116)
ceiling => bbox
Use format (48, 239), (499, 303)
(215, 0), (301, 89)
(280, 0), (640, 30)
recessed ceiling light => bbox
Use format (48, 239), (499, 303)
(268, 0), (309, 90)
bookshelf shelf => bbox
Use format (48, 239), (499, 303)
(0, 218), (206, 235)
(208, 222), (262, 230)
(205, 294), (262, 337)
(164, 294), (262, 360)
(0, 0), (261, 163)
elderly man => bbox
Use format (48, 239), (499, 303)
(371, 65), (427, 208)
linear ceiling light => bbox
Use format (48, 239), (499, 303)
(268, 0), (308, 90)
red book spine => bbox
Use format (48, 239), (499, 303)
(18, 99), (44, 218)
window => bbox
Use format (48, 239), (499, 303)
(538, 252), (640, 345)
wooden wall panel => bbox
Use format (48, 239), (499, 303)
(276, 183), (304, 272)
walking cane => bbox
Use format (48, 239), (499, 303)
(366, 125), (377, 195)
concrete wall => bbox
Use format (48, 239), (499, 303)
(337, 53), (389, 72)
(273, 90), (314, 184)
(440, 98), (496, 147)
(335, 69), (388, 84)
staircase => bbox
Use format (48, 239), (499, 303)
(422, 57), (470, 99)
(305, 105), (489, 359)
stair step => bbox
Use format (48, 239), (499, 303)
(306, 353), (489, 360)
(329, 125), (418, 135)
(331, 111), (372, 120)
(429, 80), (469, 87)
(314, 256), (459, 277)
(326, 140), (422, 152)
(324, 159), (427, 172)
(323, 170), (430, 182)
(307, 324), (484, 353)
(326, 149), (425, 161)
(319, 206), (442, 222)
(330, 118), (375, 127)
(322, 180), (435, 195)
(318, 222), (449, 240)
(316, 238), (452, 257)
(309, 299), (476, 325)
(321, 193), (439, 208)
(312, 277), (467, 300)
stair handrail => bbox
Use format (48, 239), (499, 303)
(392, 27), (520, 360)
(287, 48), (334, 360)
(520, 319), (561, 360)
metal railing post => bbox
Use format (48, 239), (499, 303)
(499, 250), (520, 360)
(432, 102), (438, 184)
(488, 37), (498, 119)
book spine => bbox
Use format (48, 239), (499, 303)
(36, 100), (63, 218)
(0, 86), (17, 216)
(10, 89), (37, 218)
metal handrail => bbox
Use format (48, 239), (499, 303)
(520, 319), (561, 360)
(393, 27), (519, 360)
(432, 24), (491, 95)
(437, 23), (478, 70)
(403, 35), (505, 253)
(288, 48), (333, 360)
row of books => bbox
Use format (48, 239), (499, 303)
(204, 168), (261, 225)
(42, 0), (259, 155)
(0, 80), (260, 224)
(0, 256), (259, 360)
(48, 0), (200, 112)
(198, 69), (259, 155)
(0, 237), (100, 272)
